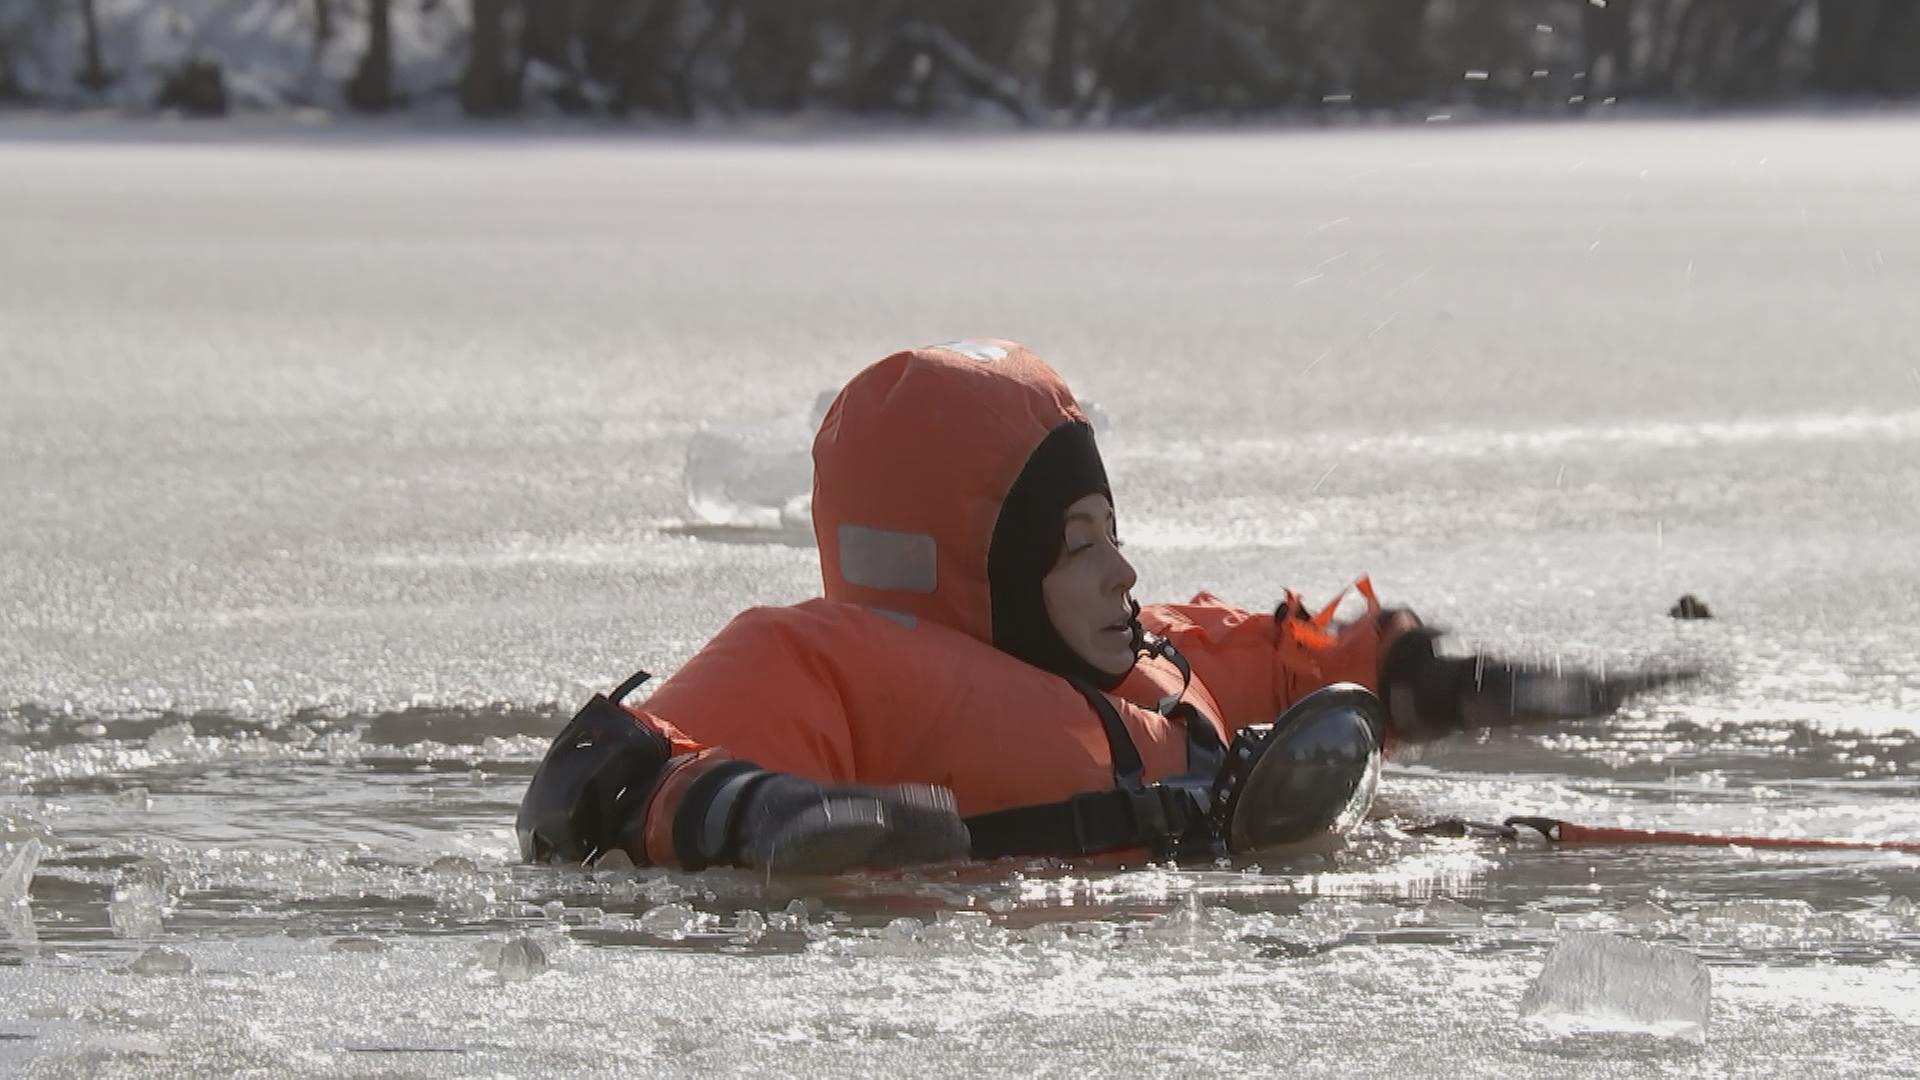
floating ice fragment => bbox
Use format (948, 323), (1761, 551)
(497, 936), (548, 982)
(1421, 898), (1483, 927)
(330, 936), (389, 954)
(1696, 899), (1812, 928)
(1, 838), (43, 945)
(1619, 900), (1674, 927)
(767, 898), (810, 932)
(637, 903), (700, 940)
(471, 940), (504, 968)
(114, 787), (151, 811)
(110, 877), (166, 939)
(146, 721), (196, 755)
(729, 909), (766, 944)
(438, 879), (496, 920)
(685, 411), (821, 531)
(429, 855), (477, 875)
(128, 946), (193, 976)
(1521, 932), (1709, 1043)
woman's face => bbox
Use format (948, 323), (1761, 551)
(1042, 493), (1139, 677)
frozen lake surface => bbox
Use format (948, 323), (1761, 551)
(2, 118), (1918, 1076)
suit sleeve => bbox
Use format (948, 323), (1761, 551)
(1138, 578), (1395, 734)
(632, 606), (859, 782)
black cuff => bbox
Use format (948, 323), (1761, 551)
(670, 760), (768, 870)
(1381, 629), (1475, 738)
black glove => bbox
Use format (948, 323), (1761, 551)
(676, 763), (971, 875)
(1382, 627), (1697, 743)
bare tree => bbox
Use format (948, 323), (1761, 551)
(1816, 0), (1920, 97)
(76, 0), (112, 92)
(462, 0), (519, 115)
(345, 0), (396, 111)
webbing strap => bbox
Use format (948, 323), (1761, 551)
(964, 679), (1224, 860)
(966, 783), (1205, 859)
(1068, 677), (1143, 786)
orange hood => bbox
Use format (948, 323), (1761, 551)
(812, 340), (1101, 648)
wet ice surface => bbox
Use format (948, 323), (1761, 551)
(4, 118), (1920, 1074)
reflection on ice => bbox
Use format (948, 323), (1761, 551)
(1521, 932), (1710, 1043)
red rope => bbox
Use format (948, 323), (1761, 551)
(1507, 816), (1920, 854)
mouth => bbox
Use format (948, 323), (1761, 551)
(1100, 617), (1135, 636)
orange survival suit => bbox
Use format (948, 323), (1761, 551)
(519, 341), (1402, 868)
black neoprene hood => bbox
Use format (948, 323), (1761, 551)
(987, 420), (1138, 691)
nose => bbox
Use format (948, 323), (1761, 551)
(1102, 540), (1137, 596)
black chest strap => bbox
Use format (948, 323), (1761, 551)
(966, 782), (1208, 859)
(964, 668), (1224, 860)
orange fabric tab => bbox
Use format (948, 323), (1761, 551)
(640, 748), (734, 868)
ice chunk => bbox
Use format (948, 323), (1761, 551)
(1, 838), (43, 945)
(1697, 899), (1813, 926)
(330, 936), (389, 954)
(1420, 898), (1484, 927)
(767, 898), (811, 932)
(637, 902), (701, 941)
(438, 878), (496, 920)
(1619, 900), (1675, 927)
(497, 936), (548, 982)
(684, 411), (821, 531)
(128, 946), (193, 976)
(110, 877), (166, 939)
(1887, 895), (1917, 930)
(1517, 908), (1557, 929)
(146, 721), (197, 755)
(729, 909), (766, 945)
(1520, 932), (1710, 1043)
(882, 916), (923, 944)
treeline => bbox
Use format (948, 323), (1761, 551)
(6, 1), (1920, 122)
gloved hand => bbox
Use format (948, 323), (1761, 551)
(1381, 627), (1697, 744)
(677, 764), (971, 875)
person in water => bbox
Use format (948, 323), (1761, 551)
(518, 340), (1669, 873)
